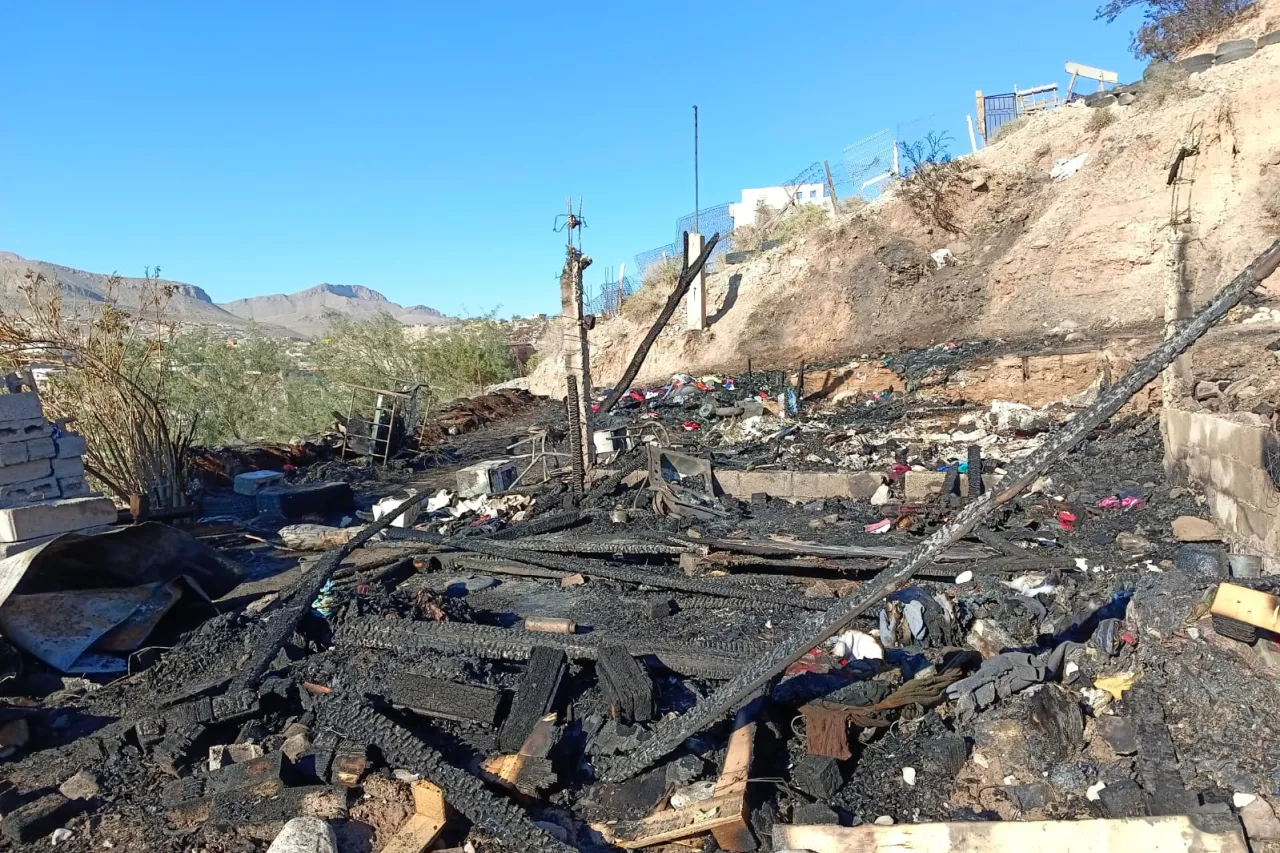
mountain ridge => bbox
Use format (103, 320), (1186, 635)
(0, 252), (452, 338)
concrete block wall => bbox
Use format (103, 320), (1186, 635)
(1162, 407), (1280, 572)
(0, 390), (104, 547)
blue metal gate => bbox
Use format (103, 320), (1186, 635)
(983, 92), (1018, 140)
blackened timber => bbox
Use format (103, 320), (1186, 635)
(597, 645), (654, 723)
(378, 672), (503, 727)
(335, 617), (746, 680)
(499, 647), (567, 753)
(600, 237), (1280, 783)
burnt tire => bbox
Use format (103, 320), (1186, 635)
(1215, 46), (1256, 64)
(1178, 53), (1216, 73)
(1216, 38), (1256, 55)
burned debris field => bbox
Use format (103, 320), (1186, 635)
(1, 237), (1279, 853)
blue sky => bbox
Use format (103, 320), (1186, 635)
(0, 2), (1146, 318)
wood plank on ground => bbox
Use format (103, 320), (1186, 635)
(772, 816), (1248, 853)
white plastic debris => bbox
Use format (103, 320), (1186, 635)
(373, 491), (420, 528)
(266, 818), (337, 853)
(670, 781), (717, 808)
(1234, 793), (1259, 808)
(1003, 572), (1059, 596)
(930, 248), (954, 269)
(955, 570), (974, 585)
(1074, 557), (1090, 572)
(829, 629), (884, 661)
(1050, 152), (1089, 181)
(874, 815), (895, 826)
(426, 489), (453, 513)
(50, 828), (73, 846)
(1086, 781), (1107, 801)
(870, 483), (891, 506)
(902, 767), (917, 786)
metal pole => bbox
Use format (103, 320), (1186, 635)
(693, 105), (699, 234)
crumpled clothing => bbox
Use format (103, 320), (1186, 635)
(946, 641), (1082, 719)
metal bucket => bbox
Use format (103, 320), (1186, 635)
(1228, 554), (1263, 579)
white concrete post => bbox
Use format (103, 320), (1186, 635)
(685, 232), (707, 331)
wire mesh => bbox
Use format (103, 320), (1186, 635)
(841, 129), (895, 201)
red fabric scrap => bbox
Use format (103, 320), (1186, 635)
(1057, 510), (1077, 531)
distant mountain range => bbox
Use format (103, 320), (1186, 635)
(222, 284), (451, 337)
(0, 252), (453, 338)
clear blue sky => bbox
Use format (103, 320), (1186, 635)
(0, 2), (1146, 318)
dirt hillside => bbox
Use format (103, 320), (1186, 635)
(529, 3), (1280, 396)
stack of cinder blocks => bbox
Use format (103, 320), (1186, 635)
(0, 389), (116, 559)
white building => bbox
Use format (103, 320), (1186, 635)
(728, 183), (833, 229)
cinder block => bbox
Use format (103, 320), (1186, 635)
(54, 433), (87, 458)
(0, 477), (59, 506)
(58, 476), (91, 499)
(51, 456), (85, 479)
(791, 472), (856, 499)
(0, 442), (26, 466)
(234, 470), (285, 495)
(23, 437), (54, 461)
(0, 459), (51, 487)
(0, 419), (50, 445)
(0, 496), (117, 543)
(0, 393), (43, 423)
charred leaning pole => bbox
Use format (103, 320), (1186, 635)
(559, 203), (595, 482)
(602, 237), (1280, 782)
(597, 231), (721, 416)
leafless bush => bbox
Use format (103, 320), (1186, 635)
(896, 132), (966, 235)
(1097, 0), (1255, 61)
(1139, 62), (1196, 108)
(1087, 108), (1119, 133)
(0, 268), (195, 507)
(622, 257), (680, 320)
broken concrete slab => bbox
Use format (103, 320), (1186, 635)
(58, 770), (101, 801)
(0, 496), (116, 543)
(714, 469), (882, 501)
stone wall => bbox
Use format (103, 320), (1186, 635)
(1162, 407), (1280, 572)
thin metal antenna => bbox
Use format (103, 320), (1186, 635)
(693, 105), (700, 234)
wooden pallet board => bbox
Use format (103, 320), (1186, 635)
(773, 816), (1248, 853)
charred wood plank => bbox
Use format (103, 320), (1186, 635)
(335, 617), (747, 680)
(377, 672), (503, 727)
(597, 645), (654, 723)
(499, 647), (566, 753)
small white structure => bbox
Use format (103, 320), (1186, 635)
(728, 183), (834, 230)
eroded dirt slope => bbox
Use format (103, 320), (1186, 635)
(530, 4), (1280, 395)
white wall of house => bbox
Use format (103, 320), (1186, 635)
(728, 183), (832, 229)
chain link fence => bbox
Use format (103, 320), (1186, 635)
(590, 112), (967, 317)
